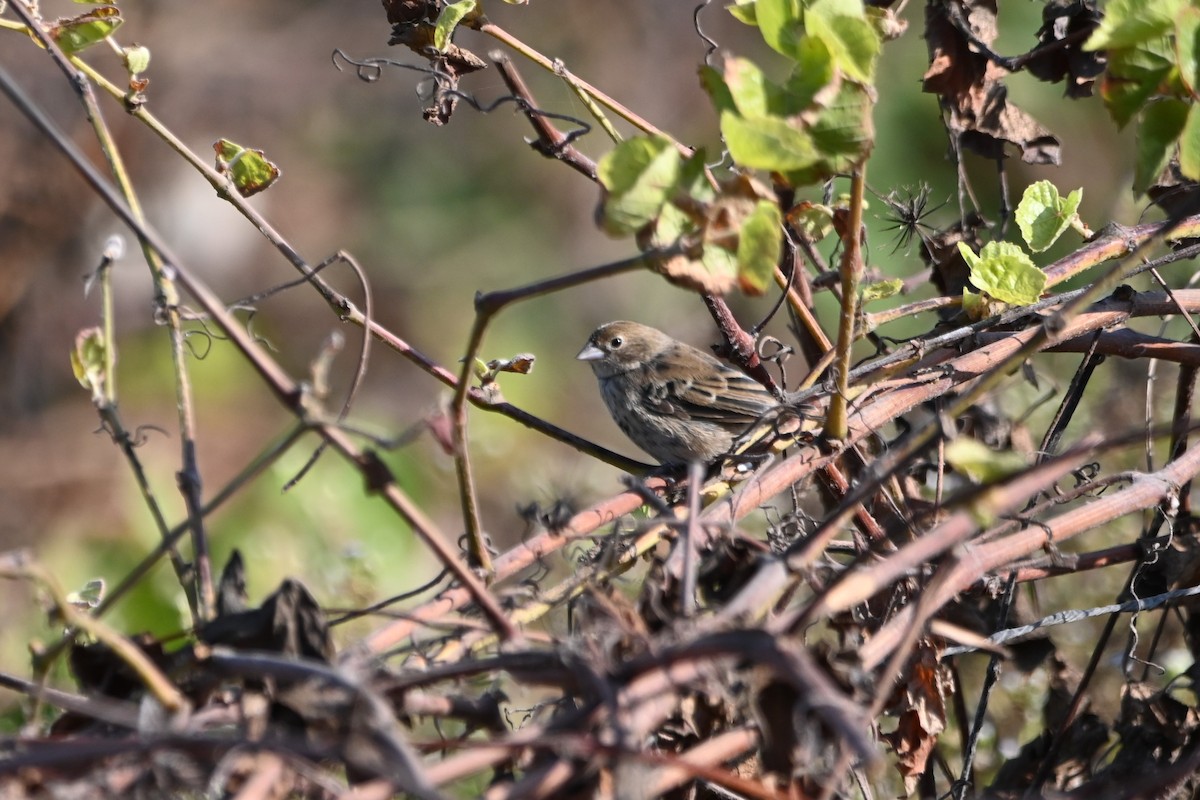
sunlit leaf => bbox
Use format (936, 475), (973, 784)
(1180, 103), (1200, 182)
(49, 6), (122, 55)
(736, 201), (782, 295)
(70, 327), (107, 402)
(786, 201), (834, 242)
(1015, 181), (1082, 253)
(945, 438), (1028, 484)
(1135, 99), (1188, 194)
(724, 56), (774, 118)
(861, 278), (903, 304)
(1099, 39), (1174, 128)
(1085, 0), (1184, 50)
(433, 0), (477, 52)
(805, 4), (879, 84)
(597, 135), (682, 235)
(214, 139), (281, 197)
(754, 0), (804, 58)
(123, 44), (150, 74)
(721, 111), (820, 171)
(781, 35), (835, 111)
(957, 241), (1046, 305)
(727, 0), (758, 25)
(1176, 7), (1200, 98)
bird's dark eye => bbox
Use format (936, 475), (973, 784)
(609, 336), (623, 349)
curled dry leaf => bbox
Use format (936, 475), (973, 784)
(923, 0), (1061, 165)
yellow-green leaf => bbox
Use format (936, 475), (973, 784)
(1085, 0), (1183, 50)
(805, 6), (879, 84)
(433, 0), (477, 52)
(1135, 99), (1189, 194)
(597, 135), (682, 235)
(214, 139), (281, 197)
(721, 110), (820, 171)
(1180, 103), (1200, 182)
(737, 201), (782, 295)
(945, 438), (1028, 484)
(70, 327), (108, 401)
(861, 278), (902, 304)
(958, 241), (1046, 305)
(123, 45), (151, 75)
(1015, 181), (1083, 253)
(49, 6), (122, 55)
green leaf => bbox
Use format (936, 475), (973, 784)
(1176, 7), (1200, 98)
(1085, 0), (1184, 51)
(944, 438), (1028, 484)
(769, 85), (874, 186)
(433, 0), (477, 52)
(1100, 39), (1175, 128)
(781, 35), (835, 111)
(805, 5), (879, 84)
(70, 327), (107, 402)
(1015, 181), (1083, 253)
(961, 288), (984, 321)
(122, 45), (151, 75)
(643, 200), (739, 294)
(699, 65), (737, 116)
(638, 171), (775, 296)
(49, 6), (122, 54)
(696, 243), (741, 293)
(723, 57), (774, 117)
(737, 201), (782, 295)
(214, 139), (281, 197)
(808, 81), (874, 161)
(721, 110), (820, 171)
(957, 241), (1046, 305)
(1180, 103), (1200, 182)
(861, 278), (902, 304)
(727, 0), (758, 25)
(66, 579), (106, 611)
(597, 136), (682, 235)
(1135, 99), (1189, 194)
(719, 41), (838, 121)
(754, 0), (804, 59)
(786, 201), (834, 242)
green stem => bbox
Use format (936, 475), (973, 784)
(825, 167), (867, 440)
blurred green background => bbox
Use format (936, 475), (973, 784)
(0, 0), (1155, 749)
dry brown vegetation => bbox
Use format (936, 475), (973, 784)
(5, 0), (1200, 798)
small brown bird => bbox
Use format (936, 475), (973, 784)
(577, 321), (783, 464)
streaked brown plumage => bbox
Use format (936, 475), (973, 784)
(577, 321), (782, 464)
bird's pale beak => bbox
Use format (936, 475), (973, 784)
(576, 342), (604, 361)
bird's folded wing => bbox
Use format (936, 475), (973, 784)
(648, 367), (777, 426)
